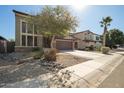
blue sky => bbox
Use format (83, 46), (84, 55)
(0, 5), (124, 40)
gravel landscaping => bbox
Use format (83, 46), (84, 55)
(0, 52), (89, 87)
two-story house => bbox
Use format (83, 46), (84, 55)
(13, 10), (43, 52)
(13, 10), (77, 51)
(67, 30), (102, 49)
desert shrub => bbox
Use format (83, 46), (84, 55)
(33, 48), (44, 59)
(101, 47), (110, 54)
(55, 49), (59, 53)
(89, 45), (94, 51)
(84, 47), (90, 51)
(95, 46), (102, 51)
(44, 48), (57, 61)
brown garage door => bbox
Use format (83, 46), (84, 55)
(56, 41), (73, 50)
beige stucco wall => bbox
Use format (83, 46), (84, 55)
(73, 32), (85, 40)
(77, 40), (86, 49)
(77, 41), (95, 49)
(15, 14), (23, 46)
(14, 13), (43, 52)
(64, 35), (74, 39)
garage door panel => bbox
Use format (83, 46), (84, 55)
(56, 41), (72, 50)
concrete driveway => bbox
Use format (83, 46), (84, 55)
(62, 50), (106, 59)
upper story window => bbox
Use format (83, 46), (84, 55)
(89, 34), (92, 39)
(34, 25), (38, 34)
(22, 21), (26, 33)
(96, 36), (100, 40)
(27, 24), (33, 34)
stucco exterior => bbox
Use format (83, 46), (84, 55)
(13, 10), (43, 52)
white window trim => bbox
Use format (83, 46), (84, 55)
(20, 19), (22, 46)
(26, 23), (28, 46)
(20, 19), (42, 47)
(20, 19), (27, 46)
(33, 24), (34, 47)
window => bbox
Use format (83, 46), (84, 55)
(34, 25), (38, 34)
(27, 36), (33, 46)
(34, 25), (41, 34)
(96, 36), (99, 40)
(34, 37), (38, 46)
(89, 35), (93, 40)
(22, 22), (26, 33)
(84, 37), (87, 40)
(27, 24), (33, 34)
(22, 35), (26, 46)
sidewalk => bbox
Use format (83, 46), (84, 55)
(3, 52), (124, 88)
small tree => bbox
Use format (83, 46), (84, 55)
(100, 16), (112, 46)
(28, 6), (78, 48)
(104, 29), (124, 48)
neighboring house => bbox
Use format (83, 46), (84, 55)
(65, 30), (102, 49)
(0, 36), (7, 53)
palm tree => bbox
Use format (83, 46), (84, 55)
(100, 16), (112, 46)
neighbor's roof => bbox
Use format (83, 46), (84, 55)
(0, 36), (7, 41)
(72, 30), (101, 36)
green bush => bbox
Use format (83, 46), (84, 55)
(95, 46), (101, 51)
(84, 47), (90, 51)
(84, 45), (95, 51)
(32, 47), (40, 52)
(101, 47), (110, 54)
(89, 45), (94, 51)
(44, 48), (57, 61)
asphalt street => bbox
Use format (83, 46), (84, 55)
(99, 56), (124, 88)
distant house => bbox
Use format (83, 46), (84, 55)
(64, 30), (102, 49)
(0, 36), (7, 53)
